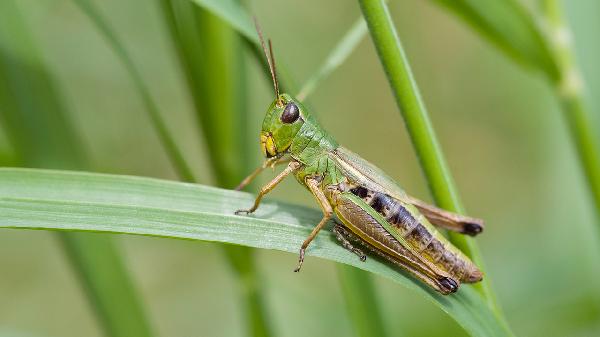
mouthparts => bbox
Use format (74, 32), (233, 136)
(260, 132), (277, 158)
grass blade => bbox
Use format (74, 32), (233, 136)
(1, 167), (514, 337)
(357, 0), (512, 334)
(165, 0), (287, 100)
(189, 0), (255, 42)
(554, 90), (600, 222)
(187, 0), (299, 95)
(58, 233), (154, 337)
(190, 6), (250, 188)
(0, 6), (85, 168)
(431, 0), (559, 80)
(540, 0), (600, 226)
(297, 18), (368, 101)
(72, 0), (196, 182)
(191, 5), (271, 335)
(336, 265), (389, 337)
(0, 2), (153, 337)
(158, 1), (271, 335)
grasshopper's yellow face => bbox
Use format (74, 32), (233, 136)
(260, 93), (305, 158)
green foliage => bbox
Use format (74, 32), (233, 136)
(73, 0), (196, 182)
(0, 1), (85, 168)
(0, 2), (153, 337)
(0, 168), (511, 337)
(157, 1), (270, 335)
(431, 0), (559, 80)
(337, 265), (389, 337)
(432, 0), (600, 225)
(1, 0), (598, 336)
(297, 18), (368, 101)
(189, 0), (256, 43)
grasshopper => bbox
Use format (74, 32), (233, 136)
(235, 24), (484, 295)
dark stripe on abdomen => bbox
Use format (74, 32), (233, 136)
(349, 186), (419, 237)
(349, 185), (453, 272)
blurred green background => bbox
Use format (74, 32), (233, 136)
(1, 0), (599, 336)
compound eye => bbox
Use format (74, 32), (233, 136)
(281, 102), (300, 124)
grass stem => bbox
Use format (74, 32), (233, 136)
(542, 0), (600, 226)
(357, 0), (512, 333)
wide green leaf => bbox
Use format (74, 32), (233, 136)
(0, 168), (510, 337)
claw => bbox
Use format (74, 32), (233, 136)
(235, 209), (251, 215)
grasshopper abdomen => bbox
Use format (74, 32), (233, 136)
(345, 183), (482, 284)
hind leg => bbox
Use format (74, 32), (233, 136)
(332, 222), (367, 262)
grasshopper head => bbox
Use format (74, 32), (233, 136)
(260, 93), (306, 158)
(253, 20), (309, 158)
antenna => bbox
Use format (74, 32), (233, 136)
(254, 17), (281, 105)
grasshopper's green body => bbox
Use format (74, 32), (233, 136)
(236, 27), (483, 294)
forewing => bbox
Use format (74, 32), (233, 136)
(330, 147), (408, 200)
(335, 192), (455, 284)
(332, 147), (484, 236)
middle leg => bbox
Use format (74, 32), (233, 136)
(294, 176), (333, 272)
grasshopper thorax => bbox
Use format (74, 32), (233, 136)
(261, 93), (307, 158)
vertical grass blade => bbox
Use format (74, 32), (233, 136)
(555, 94), (600, 220)
(58, 234), (154, 337)
(540, 0), (600, 225)
(0, 2), (153, 337)
(357, 0), (512, 333)
(191, 7), (250, 187)
(0, 9), (85, 168)
(158, 1), (271, 336)
(189, 0), (256, 42)
(72, 0), (196, 183)
(337, 265), (389, 337)
(220, 243), (272, 337)
(192, 6), (271, 335)
(187, 0), (299, 95)
(159, 0), (250, 186)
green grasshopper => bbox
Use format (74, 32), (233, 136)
(236, 24), (484, 294)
